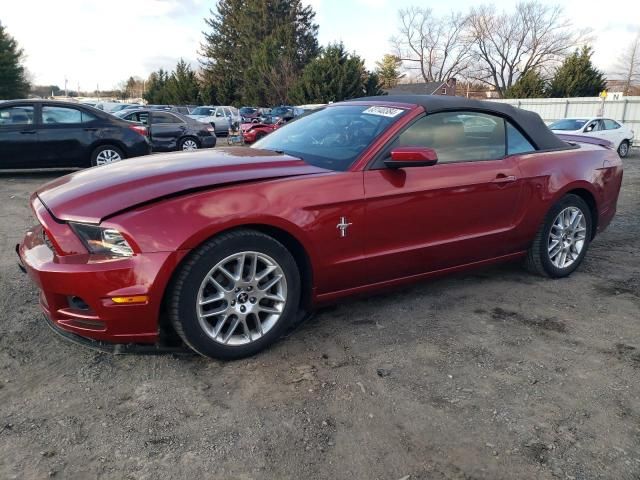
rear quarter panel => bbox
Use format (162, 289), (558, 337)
(511, 142), (622, 251)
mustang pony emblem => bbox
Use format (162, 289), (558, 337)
(336, 217), (352, 237)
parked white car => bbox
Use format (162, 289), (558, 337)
(188, 106), (241, 135)
(549, 117), (634, 158)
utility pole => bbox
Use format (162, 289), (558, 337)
(64, 77), (68, 98)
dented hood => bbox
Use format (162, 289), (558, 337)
(36, 147), (329, 224)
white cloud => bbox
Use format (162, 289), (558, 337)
(2, 0), (207, 90)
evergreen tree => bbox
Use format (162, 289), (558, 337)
(375, 54), (404, 89)
(292, 43), (375, 103)
(365, 72), (385, 96)
(505, 70), (547, 98)
(200, 0), (319, 105)
(547, 46), (607, 98)
(143, 68), (170, 104)
(165, 59), (200, 104)
(0, 22), (30, 99)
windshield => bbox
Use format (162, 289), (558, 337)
(549, 119), (588, 131)
(252, 104), (407, 171)
(191, 107), (215, 116)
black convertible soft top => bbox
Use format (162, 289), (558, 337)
(349, 95), (569, 151)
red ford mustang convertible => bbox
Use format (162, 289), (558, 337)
(18, 96), (623, 359)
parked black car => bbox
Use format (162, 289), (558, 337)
(0, 100), (151, 169)
(114, 109), (217, 151)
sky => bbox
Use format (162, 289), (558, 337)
(1, 0), (639, 91)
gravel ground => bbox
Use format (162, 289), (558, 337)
(1, 152), (639, 480)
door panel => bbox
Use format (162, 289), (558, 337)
(0, 104), (40, 168)
(38, 105), (97, 167)
(150, 112), (186, 151)
(361, 110), (525, 284)
(363, 159), (523, 283)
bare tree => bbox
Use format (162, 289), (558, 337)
(615, 33), (640, 95)
(467, 2), (586, 97)
(392, 7), (472, 83)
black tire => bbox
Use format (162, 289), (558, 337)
(525, 194), (592, 278)
(90, 145), (125, 167)
(255, 132), (267, 141)
(618, 140), (630, 158)
(167, 229), (301, 360)
(178, 137), (199, 151)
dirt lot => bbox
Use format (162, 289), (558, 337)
(1, 152), (639, 480)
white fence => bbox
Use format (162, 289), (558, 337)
(492, 96), (640, 133)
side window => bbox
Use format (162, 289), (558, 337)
(81, 111), (98, 123)
(396, 111), (506, 163)
(584, 120), (600, 132)
(215, 108), (225, 118)
(603, 119), (620, 130)
(152, 112), (178, 124)
(506, 122), (535, 155)
(137, 112), (150, 125)
(0, 105), (35, 126)
(42, 106), (82, 124)
(223, 107), (232, 117)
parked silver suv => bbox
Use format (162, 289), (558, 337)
(188, 106), (241, 135)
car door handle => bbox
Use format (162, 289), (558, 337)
(84, 127), (98, 132)
(20, 130), (37, 134)
(492, 174), (517, 184)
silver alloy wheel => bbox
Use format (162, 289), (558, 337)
(95, 149), (122, 165)
(548, 206), (587, 269)
(196, 251), (287, 346)
(619, 141), (629, 157)
(182, 139), (198, 151)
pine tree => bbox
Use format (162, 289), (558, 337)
(292, 43), (376, 103)
(505, 70), (547, 98)
(143, 69), (170, 104)
(200, 0), (319, 105)
(165, 59), (200, 104)
(547, 46), (607, 98)
(0, 22), (30, 99)
(375, 54), (404, 89)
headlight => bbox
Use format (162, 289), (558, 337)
(70, 223), (133, 257)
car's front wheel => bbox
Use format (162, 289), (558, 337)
(168, 229), (301, 359)
(525, 194), (592, 278)
(618, 140), (630, 158)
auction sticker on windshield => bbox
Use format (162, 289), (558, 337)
(363, 106), (404, 118)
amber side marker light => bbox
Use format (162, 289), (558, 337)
(111, 295), (149, 304)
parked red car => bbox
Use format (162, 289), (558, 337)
(240, 117), (282, 143)
(18, 96), (623, 359)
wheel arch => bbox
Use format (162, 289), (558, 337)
(562, 187), (598, 240)
(159, 223), (315, 340)
(89, 140), (128, 159)
(179, 135), (200, 146)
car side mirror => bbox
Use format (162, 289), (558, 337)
(385, 147), (438, 168)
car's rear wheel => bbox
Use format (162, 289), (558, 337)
(91, 145), (125, 167)
(525, 194), (592, 278)
(179, 137), (199, 151)
(618, 140), (630, 158)
(168, 229), (301, 359)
